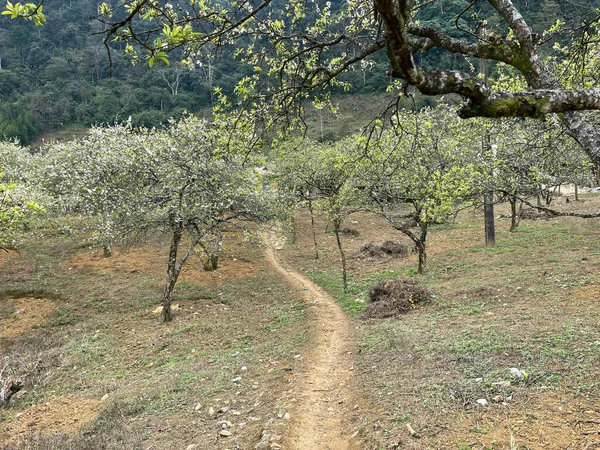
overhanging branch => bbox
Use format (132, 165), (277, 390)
(459, 88), (600, 118)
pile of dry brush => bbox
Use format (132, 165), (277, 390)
(362, 278), (431, 319)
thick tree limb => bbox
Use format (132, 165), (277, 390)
(459, 88), (600, 118)
(408, 24), (521, 65)
(487, 0), (534, 55)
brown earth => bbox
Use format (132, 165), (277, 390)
(1, 229), (314, 449)
(264, 239), (362, 449)
(280, 201), (600, 449)
(0, 249), (19, 265)
(575, 283), (600, 302)
(0, 396), (102, 444)
(0, 297), (55, 339)
(69, 240), (258, 287)
(436, 390), (600, 449)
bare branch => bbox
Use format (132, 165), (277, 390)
(507, 193), (600, 218)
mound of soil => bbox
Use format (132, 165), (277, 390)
(359, 241), (410, 259)
(362, 278), (431, 319)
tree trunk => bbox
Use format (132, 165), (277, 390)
(162, 218), (184, 323)
(289, 212), (297, 244)
(308, 198), (318, 259)
(209, 253), (219, 271)
(416, 241), (426, 275)
(545, 189), (553, 206)
(484, 190), (496, 246)
(397, 220), (428, 274)
(333, 220), (348, 292)
(103, 239), (112, 258)
(416, 222), (428, 274)
(575, 184), (579, 202)
(509, 194), (522, 232)
(103, 214), (113, 258)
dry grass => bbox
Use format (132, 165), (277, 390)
(0, 229), (309, 449)
(280, 194), (600, 449)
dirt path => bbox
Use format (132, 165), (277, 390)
(264, 245), (360, 450)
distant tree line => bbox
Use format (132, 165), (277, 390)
(2, 0), (598, 144)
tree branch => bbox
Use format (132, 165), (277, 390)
(459, 88), (600, 118)
(506, 192), (600, 218)
(408, 24), (521, 65)
(487, 0), (534, 55)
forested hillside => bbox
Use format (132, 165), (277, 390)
(0, 0), (598, 144)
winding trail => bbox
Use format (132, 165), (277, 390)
(264, 245), (360, 449)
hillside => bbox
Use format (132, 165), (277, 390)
(1, 194), (599, 448)
(1, 0), (599, 144)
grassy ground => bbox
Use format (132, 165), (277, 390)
(0, 228), (309, 449)
(279, 195), (600, 449)
(2, 195), (600, 450)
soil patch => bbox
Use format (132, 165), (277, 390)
(575, 284), (600, 302)
(0, 395), (102, 444)
(0, 298), (55, 339)
(0, 249), (18, 266)
(340, 227), (360, 236)
(362, 278), (431, 319)
(69, 247), (157, 273)
(438, 390), (600, 449)
(69, 247), (258, 286)
(178, 256), (258, 286)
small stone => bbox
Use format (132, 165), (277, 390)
(194, 403), (202, 411)
(492, 395), (503, 403)
(186, 445), (198, 450)
(219, 430), (232, 437)
(509, 367), (526, 378)
(208, 407), (216, 417)
(15, 413), (23, 419)
(270, 445), (281, 450)
(232, 410), (241, 415)
(231, 376), (242, 383)
(240, 366), (248, 372)
(476, 399), (488, 407)
(217, 420), (232, 429)
(218, 406), (230, 414)
(584, 410), (596, 415)
(101, 394), (109, 402)
(282, 412), (291, 420)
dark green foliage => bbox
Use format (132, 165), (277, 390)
(0, 0), (598, 143)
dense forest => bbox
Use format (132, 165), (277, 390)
(0, 0), (599, 144)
